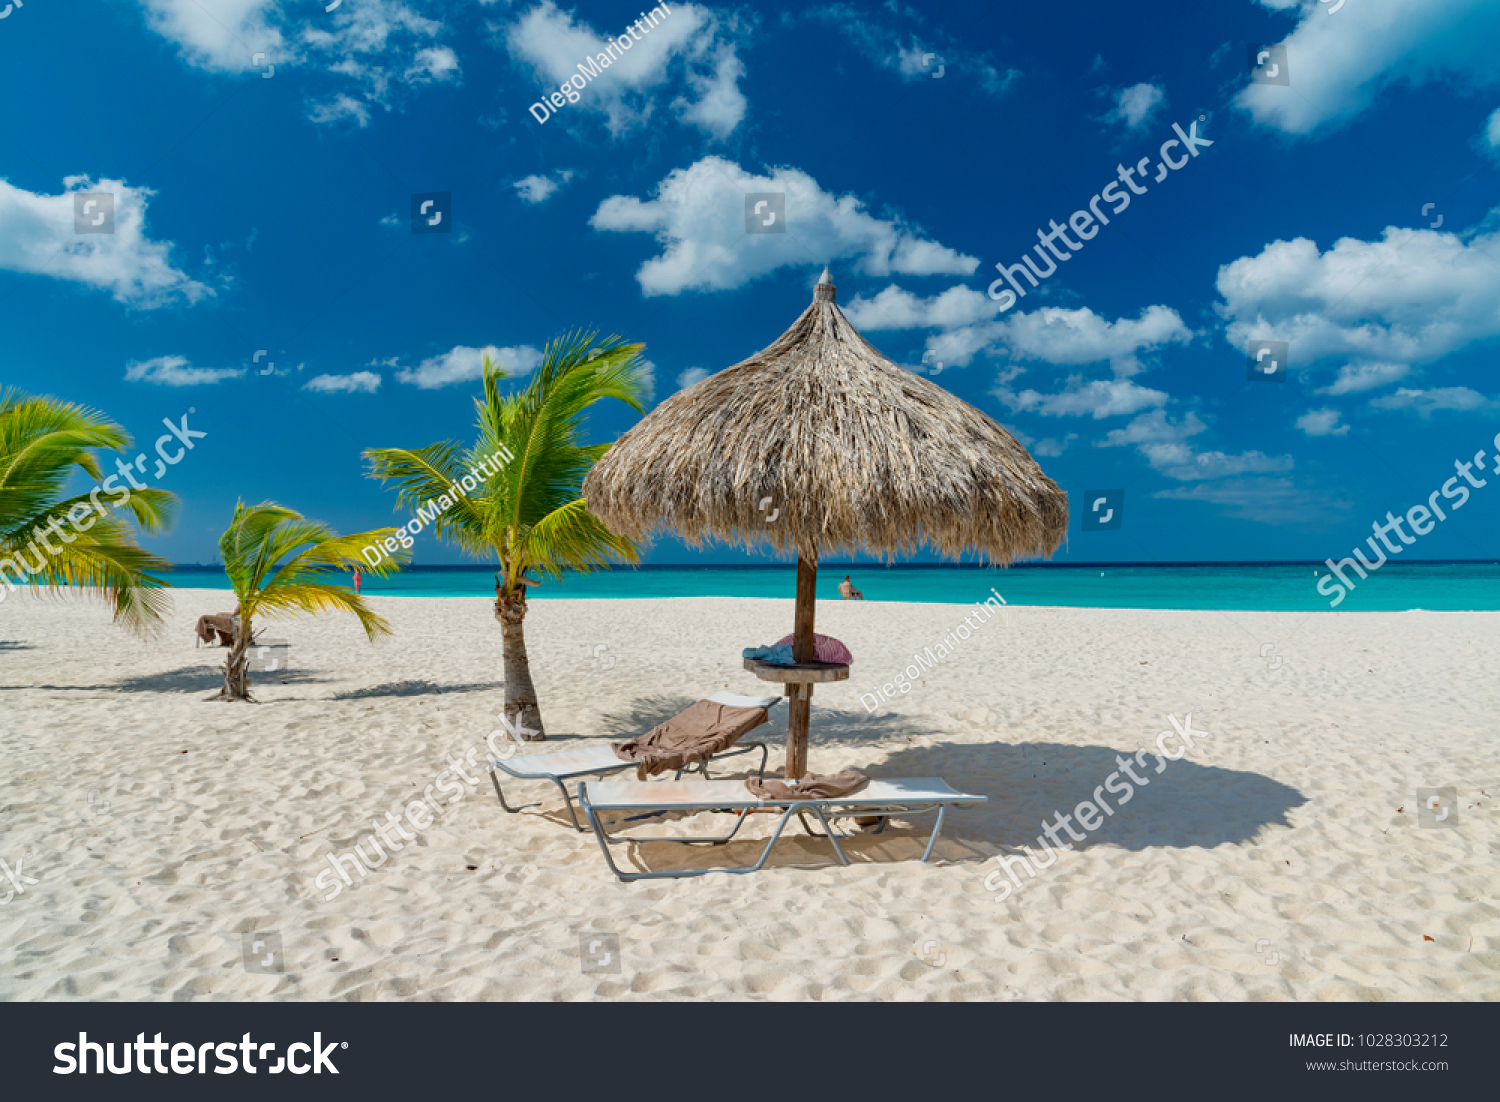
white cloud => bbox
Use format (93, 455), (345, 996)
(924, 325), (1000, 370)
(0, 176), (210, 308)
(1215, 219), (1500, 367)
(307, 94), (372, 128)
(1483, 106), (1500, 158)
(1235, 0), (1500, 135)
(1097, 409), (1293, 482)
(1098, 408), (1206, 448)
(1317, 361), (1411, 395)
(514, 175), (556, 203)
(1154, 450), (1294, 481)
(1103, 82), (1165, 130)
(803, 4), (1020, 95)
(1368, 386), (1498, 415)
(994, 377), (1169, 420)
(637, 358), (657, 403)
(590, 156), (977, 296)
(405, 45), (460, 85)
(1153, 478), (1344, 526)
(513, 170), (575, 204)
(846, 293), (1193, 375)
(506, 1), (747, 139)
(844, 284), (1000, 332)
(124, 355), (243, 386)
(676, 366), (711, 389)
(140, 0), (455, 126)
(1296, 408), (1350, 437)
(876, 302), (1194, 418)
(900, 296), (1194, 379)
(982, 305), (1191, 375)
(310, 0), (443, 56)
(1031, 433), (1077, 457)
(673, 46), (748, 141)
(393, 344), (544, 388)
(140, 0), (282, 71)
(304, 371), (382, 394)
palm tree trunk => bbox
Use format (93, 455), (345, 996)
(495, 582), (544, 739)
(218, 614), (253, 702)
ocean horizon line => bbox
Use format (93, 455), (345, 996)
(162, 559), (1500, 571)
(150, 560), (1500, 611)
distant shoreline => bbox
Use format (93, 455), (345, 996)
(138, 586), (1500, 614)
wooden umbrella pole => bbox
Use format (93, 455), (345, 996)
(786, 550), (818, 779)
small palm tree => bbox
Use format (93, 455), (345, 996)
(365, 333), (647, 739)
(0, 387), (176, 635)
(214, 500), (408, 702)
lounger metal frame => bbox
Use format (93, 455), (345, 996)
(489, 741), (769, 831)
(577, 781), (984, 881)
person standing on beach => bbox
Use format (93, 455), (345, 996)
(839, 575), (864, 600)
(352, 567), (362, 596)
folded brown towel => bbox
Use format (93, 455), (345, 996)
(612, 700), (771, 779)
(746, 770), (870, 800)
(195, 613), (236, 647)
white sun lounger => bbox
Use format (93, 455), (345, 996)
(488, 691), (780, 831)
(578, 776), (986, 881)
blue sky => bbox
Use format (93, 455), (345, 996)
(2, 0), (1499, 567)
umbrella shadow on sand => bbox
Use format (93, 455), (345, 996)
(862, 738), (1307, 861)
(803, 707), (1306, 856)
(580, 699), (1306, 875)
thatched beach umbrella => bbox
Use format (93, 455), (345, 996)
(584, 268), (1069, 778)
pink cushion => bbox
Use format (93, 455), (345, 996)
(774, 633), (853, 664)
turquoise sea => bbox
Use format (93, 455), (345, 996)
(169, 562), (1500, 611)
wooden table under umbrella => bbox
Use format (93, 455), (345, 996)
(583, 268), (1068, 779)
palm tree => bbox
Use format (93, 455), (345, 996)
(214, 500), (408, 701)
(0, 387), (176, 635)
(365, 333), (648, 739)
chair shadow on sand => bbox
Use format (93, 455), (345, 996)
(561, 698), (1307, 877)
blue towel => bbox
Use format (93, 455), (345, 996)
(743, 644), (796, 665)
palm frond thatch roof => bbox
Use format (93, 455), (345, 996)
(583, 269), (1069, 563)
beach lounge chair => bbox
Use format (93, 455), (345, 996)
(577, 777), (986, 881)
(488, 691), (780, 831)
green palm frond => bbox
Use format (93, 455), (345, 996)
(362, 443), (486, 550)
(4, 514), (174, 636)
(218, 500), (408, 632)
(519, 497), (641, 580)
(0, 387), (179, 635)
(366, 330), (648, 588)
(253, 583), (393, 642)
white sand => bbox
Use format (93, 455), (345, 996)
(0, 588), (1495, 1001)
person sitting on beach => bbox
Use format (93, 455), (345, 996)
(839, 575), (864, 601)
